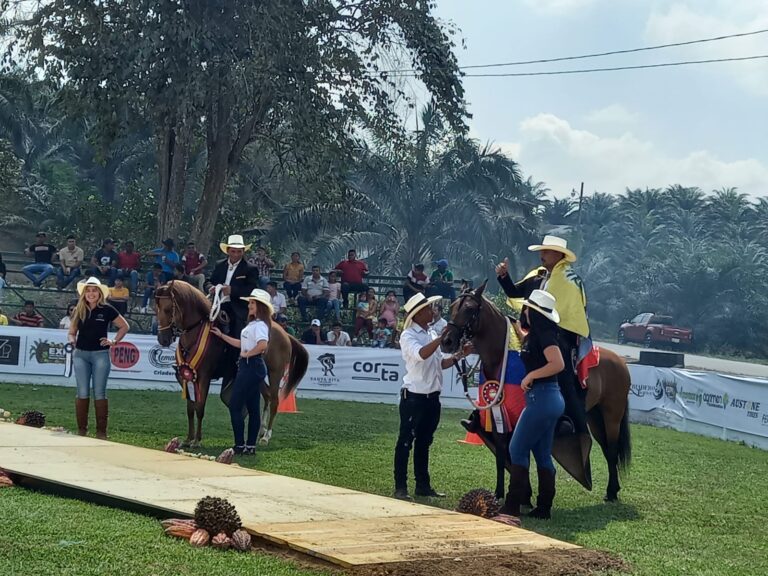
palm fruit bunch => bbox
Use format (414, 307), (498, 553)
(0, 470), (14, 488)
(164, 437), (181, 453)
(15, 410), (46, 428)
(194, 496), (242, 537)
(455, 488), (501, 519)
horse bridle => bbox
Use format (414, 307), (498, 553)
(155, 282), (203, 337)
(446, 291), (483, 343)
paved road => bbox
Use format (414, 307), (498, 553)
(596, 341), (768, 379)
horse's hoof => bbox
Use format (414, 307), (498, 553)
(604, 494), (619, 502)
(258, 437), (269, 446)
(181, 439), (192, 448)
(190, 441), (202, 449)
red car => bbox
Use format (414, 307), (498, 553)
(618, 313), (694, 348)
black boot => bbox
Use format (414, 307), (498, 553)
(499, 464), (529, 517)
(528, 467), (556, 520)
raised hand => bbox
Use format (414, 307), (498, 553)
(495, 257), (510, 278)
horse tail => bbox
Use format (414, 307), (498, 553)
(617, 398), (632, 472)
(281, 334), (309, 399)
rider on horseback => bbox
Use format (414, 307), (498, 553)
(496, 235), (593, 485)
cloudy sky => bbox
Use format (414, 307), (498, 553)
(432, 0), (768, 198)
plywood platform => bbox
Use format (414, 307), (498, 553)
(0, 422), (576, 567)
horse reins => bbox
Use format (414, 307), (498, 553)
(155, 282), (206, 338)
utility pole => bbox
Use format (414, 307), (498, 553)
(577, 181), (584, 228)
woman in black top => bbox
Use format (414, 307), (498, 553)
(68, 277), (129, 439)
(502, 289), (565, 520)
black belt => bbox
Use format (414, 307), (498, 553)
(401, 389), (440, 399)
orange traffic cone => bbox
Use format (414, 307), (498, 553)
(278, 391), (300, 413)
(457, 430), (484, 445)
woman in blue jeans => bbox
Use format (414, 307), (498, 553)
(211, 288), (272, 455)
(68, 277), (129, 439)
(502, 289), (565, 520)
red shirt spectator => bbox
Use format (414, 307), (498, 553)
(12, 301), (44, 327)
(335, 250), (369, 284)
(182, 243), (207, 275)
(117, 245), (142, 271)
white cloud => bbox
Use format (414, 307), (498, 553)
(645, 2), (768, 95)
(515, 112), (768, 197)
(522, 0), (599, 14)
(584, 104), (639, 128)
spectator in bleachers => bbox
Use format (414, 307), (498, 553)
(181, 241), (207, 291)
(326, 271), (342, 322)
(108, 276), (130, 315)
(23, 231), (57, 287)
(298, 265), (329, 322)
(327, 321), (351, 346)
(335, 249), (369, 308)
(55, 235), (85, 290)
(354, 291), (374, 340)
(426, 259), (456, 301)
(59, 301), (77, 330)
(403, 263), (428, 302)
(117, 240), (142, 295)
(282, 251), (304, 302)
(172, 263), (195, 286)
(148, 238), (179, 283)
(11, 300), (44, 327)
(372, 317), (392, 348)
(302, 318), (327, 345)
(266, 282), (287, 316)
(379, 290), (399, 328)
(89, 238), (119, 286)
(275, 313), (296, 337)
(0, 307), (8, 325)
(140, 263), (164, 313)
(0, 253), (6, 301)
(248, 246), (274, 289)
(429, 303), (448, 333)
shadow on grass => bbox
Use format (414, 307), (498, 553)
(532, 501), (641, 542)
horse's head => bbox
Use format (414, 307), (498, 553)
(154, 283), (178, 347)
(154, 281), (211, 347)
(440, 280), (488, 353)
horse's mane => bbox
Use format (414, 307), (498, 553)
(158, 281), (211, 318)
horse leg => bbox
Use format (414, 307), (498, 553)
(492, 431), (506, 500)
(192, 381), (209, 449)
(587, 407), (621, 501)
(182, 398), (195, 447)
(258, 390), (270, 441)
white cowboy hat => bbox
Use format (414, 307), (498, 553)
(219, 234), (252, 255)
(76, 277), (110, 300)
(240, 288), (274, 316)
(403, 293), (442, 329)
(528, 235), (577, 263)
(522, 289), (560, 324)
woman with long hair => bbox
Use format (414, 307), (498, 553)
(501, 289), (565, 520)
(211, 288), (273, 455)
(68, 277), (130, 439)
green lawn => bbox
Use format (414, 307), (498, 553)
(1, 382), (766, 576)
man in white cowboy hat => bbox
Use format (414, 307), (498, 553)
(207, 234), (260, 338)
(393, 293), (469, 501)
(496, 235), (593, 484)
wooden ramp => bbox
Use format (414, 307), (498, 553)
(0, 423), (576, 567)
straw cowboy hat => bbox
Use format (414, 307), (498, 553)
(240, 288), (274, 316)
(403, 293), (442, 329)
(219, 234), (252, 255)
(522, 289), (560, 324)
(528, 235), (577, 263)
(77, 277), (110, 300)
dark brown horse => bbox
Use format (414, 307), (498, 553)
(155, 281), (308, 447)
(441, 281), (632, 502)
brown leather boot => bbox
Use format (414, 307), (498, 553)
(75, 398), (89, 436)
(94, 399), (108, 440)
(499, 463), (529, 516)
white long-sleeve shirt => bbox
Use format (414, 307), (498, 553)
(399, 324), (443, 394)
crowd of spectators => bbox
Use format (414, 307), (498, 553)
(1, 234), (461, 343)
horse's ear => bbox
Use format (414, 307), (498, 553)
(474, 279), (488, 298)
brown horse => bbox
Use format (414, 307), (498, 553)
(441, 281), (632, 502)
(155, 281), (308, 447)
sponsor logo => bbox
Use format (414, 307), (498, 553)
(149, 345), (176, 369)
(653, 379), (664, 400)
(310, 353), (339, 387)
(29, 339), (67, 364)
(0, 336), (21, 366)
(728, 397), (761, 419)
(352, 360), (400, 382)
(677, 385), (703, 408)
(630, 381), (658, 398)
(762, 413), (768, 427)
(654, 377), (677, 401)
(703, 392), (728, 409)
(110, 342), (140, 369)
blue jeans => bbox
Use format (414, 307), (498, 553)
(56, 266), (82, 289)
(89, 266), (118, 286)
(426, 283), (456, 301)
(326, 298), (341, 320)
(74, 349), (111, 400)
(284, 281), (302, 299)
(0, 276), (6, 302)
(118, 269), (139, 293)
(298, 295), (327, 321)
(509, 380), (565, 471)
(23, 263), (55, 286)
(229, 356), (267, 447)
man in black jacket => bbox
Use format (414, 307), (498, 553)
(207, 234), (259, 337)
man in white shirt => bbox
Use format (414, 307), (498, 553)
(298, 265), (329, 322)
(265, 281), (287, 316)
(327, 322), (351, 346)
(393, 293), (468, 501)
(429, 303), (447, 333)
